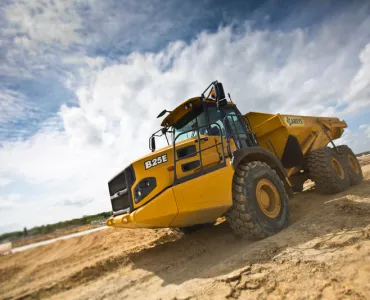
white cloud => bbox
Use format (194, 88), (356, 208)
(344, 44), (370, 113)
(359, 124), (370, 139)
(5, 0), (83, 48)
(0, 0), (93, 80)
(336, 127), (370, 154)
(1, 13), (370, 232)
(62, 56), (105, 68)
(0, 89), (39, 125)
(0, 194), (21, 210)
(0, 90), (29, 124)
(0, 89), (42, 142)
(0, 177), (13, 188)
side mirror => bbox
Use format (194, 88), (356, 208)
(213, 82), (226, 101)
(149, 136), (156, 152)
(157, 110), (167, 118)
(157, 109), (171, 118)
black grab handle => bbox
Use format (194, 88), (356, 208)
(194, 137), (208, 143)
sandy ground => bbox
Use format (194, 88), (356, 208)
(11, 223), (103, 248)
(358, 154), (370, 167)
(1, 161), (369, 300)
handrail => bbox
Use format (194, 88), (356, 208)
(171, 112), (257, 185)
(173, 122), (226, 185)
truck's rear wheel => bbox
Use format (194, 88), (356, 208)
(226, 161), (289, 239)
(308, 147), (350, 194)
(337, 145), (363, 185)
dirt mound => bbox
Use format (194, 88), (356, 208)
(358, 155), (370, 166)
(11, 224), (103, 248)
(1, 165), (369, 300)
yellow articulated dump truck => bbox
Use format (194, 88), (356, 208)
(106, 81), (363, 238)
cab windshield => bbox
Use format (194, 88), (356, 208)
(172, 105), (226, 142)
(172, 107), (207, 142)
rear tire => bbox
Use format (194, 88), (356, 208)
(308, 147), (350, 194)
(337, 145), (363, 185)
(226, 161), (289, 239)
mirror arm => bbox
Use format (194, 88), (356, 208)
(164, 133), (169, 145)
(201, 80), (217, 96)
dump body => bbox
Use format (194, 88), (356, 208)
(245, 112), (347, 176)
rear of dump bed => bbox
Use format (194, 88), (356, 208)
(244, 112), (347, 172)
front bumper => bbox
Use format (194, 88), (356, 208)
(107, 212), (137, 228)
(106, 187), (178, 229)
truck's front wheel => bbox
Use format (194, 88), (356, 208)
(226, 161), (289, 239)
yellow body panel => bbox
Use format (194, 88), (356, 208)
(129, 134), (224, 210)
(171, 163), (234, 227)
(107, 187), (178, 228)
(246, 112), (347, 159)
(107, 163), (234, 229)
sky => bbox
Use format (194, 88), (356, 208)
(0, 0), (370, 234)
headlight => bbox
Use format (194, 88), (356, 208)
(134, 177), (157, 203)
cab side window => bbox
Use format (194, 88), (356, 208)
(206, 106), (225, 137)
(223, 107), (249, 148)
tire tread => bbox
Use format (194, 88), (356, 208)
(307, 147), (350, 194)
(226, 161), (289, 239)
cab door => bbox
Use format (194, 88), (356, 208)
(170, 107), (233, 227)
(170, 163), (234, 227)
(174, 134), (221, 182)
(223, 108), (256, 149)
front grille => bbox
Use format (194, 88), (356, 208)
(111, 194), (130, 212)
(108, 171), (127, 196)
(108, 165), (136, 213)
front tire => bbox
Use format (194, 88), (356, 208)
(226, 161), (289, 239)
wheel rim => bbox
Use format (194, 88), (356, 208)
(256, 179), (281, 218)
(348, 154), (360, 174)
(331, 157), (345, 179)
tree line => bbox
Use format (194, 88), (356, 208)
(0, 211), (112, 243)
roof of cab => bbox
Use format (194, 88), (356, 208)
(160, 97), (235, 127)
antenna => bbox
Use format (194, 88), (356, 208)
(228, 93), (234, 104)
